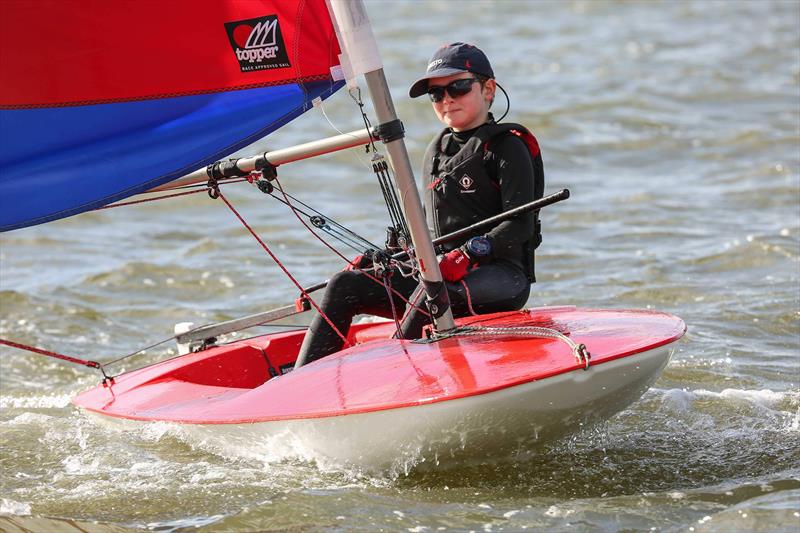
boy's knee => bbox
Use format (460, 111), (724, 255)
(326, 270), (367, 296)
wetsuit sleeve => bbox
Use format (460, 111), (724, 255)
(484, 135), (543, 254)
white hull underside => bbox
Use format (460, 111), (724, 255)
(86, 343), (675, 472)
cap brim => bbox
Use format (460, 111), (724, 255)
(408, 67), (469, 98)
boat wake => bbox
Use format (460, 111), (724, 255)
(86, 412), (525, 480)
(653, 387), (800, 432)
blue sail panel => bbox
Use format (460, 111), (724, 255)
(0, 80), (343, 232)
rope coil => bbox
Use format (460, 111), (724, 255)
(424, 326), (592, 370)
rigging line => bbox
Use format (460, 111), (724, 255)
(0, 338), (102, 369)
(107, 321), (312, 374)
(381, 274), (404, 337)
(460, 279), (479, 316)
(273, 176), (363, 266)
(106, 321), (313, 377)
(252, 180), (379, 250)
(266, 197), (375, 253)
(0, 338), (114, 382)
(318, 98), (346, 136)
(96, 189), (205, 210)
(265, 193), (377, 252)
(101, 335), (183, 369)
(216, 189), (352, 348)
(374, 159), (409, 237)
(318, 89), (409, 245)
(350, 87), (413, 239)
(317, 94), (378, 171)
(381, 163), (410, 238)
(374, 163), (399, 225)
(95, 178), (251, 210)
(347, 87), (410, 241)
(314, 225), (374, 255)
(351, 87), (379, 154)
(319, 92), (412, 250)
(271, 177), (430, 317)
(121, 175), (379, 255)
(262, 187), (380, 250)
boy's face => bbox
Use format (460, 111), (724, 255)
(428, 73), (495, 132)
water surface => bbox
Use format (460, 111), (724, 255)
(1, 1), (798, 531)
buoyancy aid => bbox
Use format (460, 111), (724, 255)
(422, 121), (544, 281)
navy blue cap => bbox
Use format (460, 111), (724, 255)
(409, 42), (494, 98)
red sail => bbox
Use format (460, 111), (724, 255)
(0, 0), (344, 231)
(0, 0), (340, 108)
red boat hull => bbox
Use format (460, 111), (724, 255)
(73, 307), (685, 424)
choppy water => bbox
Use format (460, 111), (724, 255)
(2, 0), (799, 531)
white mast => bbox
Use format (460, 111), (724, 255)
(327, 0), (456, 332)
(327, 0), (455, 331)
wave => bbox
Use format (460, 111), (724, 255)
(653, 387), (800, 433)
(655, 386), (798, 409)
(0, 498), (31, 516)
(0, 394), (73, 411)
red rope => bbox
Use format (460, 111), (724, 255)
(95, 176), (427, 318)
(85, 177), (429, 349)
(396, 286), (428, 338)
(461, 279), (478, 315)
(216, 190), (352, 348)
(0, 338), (102, 369)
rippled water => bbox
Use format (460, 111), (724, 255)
(2, 1), (799, 531)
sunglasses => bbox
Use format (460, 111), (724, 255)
(427, 77), (479, 103)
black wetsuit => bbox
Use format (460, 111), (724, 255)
(299, 119), (544, 363)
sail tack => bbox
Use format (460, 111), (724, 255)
(0, 0), (344, 231)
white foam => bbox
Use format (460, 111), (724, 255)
(62, 455), (101, 475)
(4, 412), (54, 425)
(544, 505), (574, 517)
(0, 394), (71, 409)
(787, 408), (799, 432)
(137, 421), (190, 442)
(129, 461), (162, 478)
(654, 387), (798, 411)
(188, 467), (228, 484)
(0, 498), (31, 516)
(659, 388), (694, 411)
(692, 388), (793, 407)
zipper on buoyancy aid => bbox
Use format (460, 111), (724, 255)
(428, 145), (443, 240)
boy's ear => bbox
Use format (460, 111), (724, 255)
(483, 79), (497, 100)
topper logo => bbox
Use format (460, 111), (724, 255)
(225, 15), (290, 72)
(245, 19), (278, 48)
